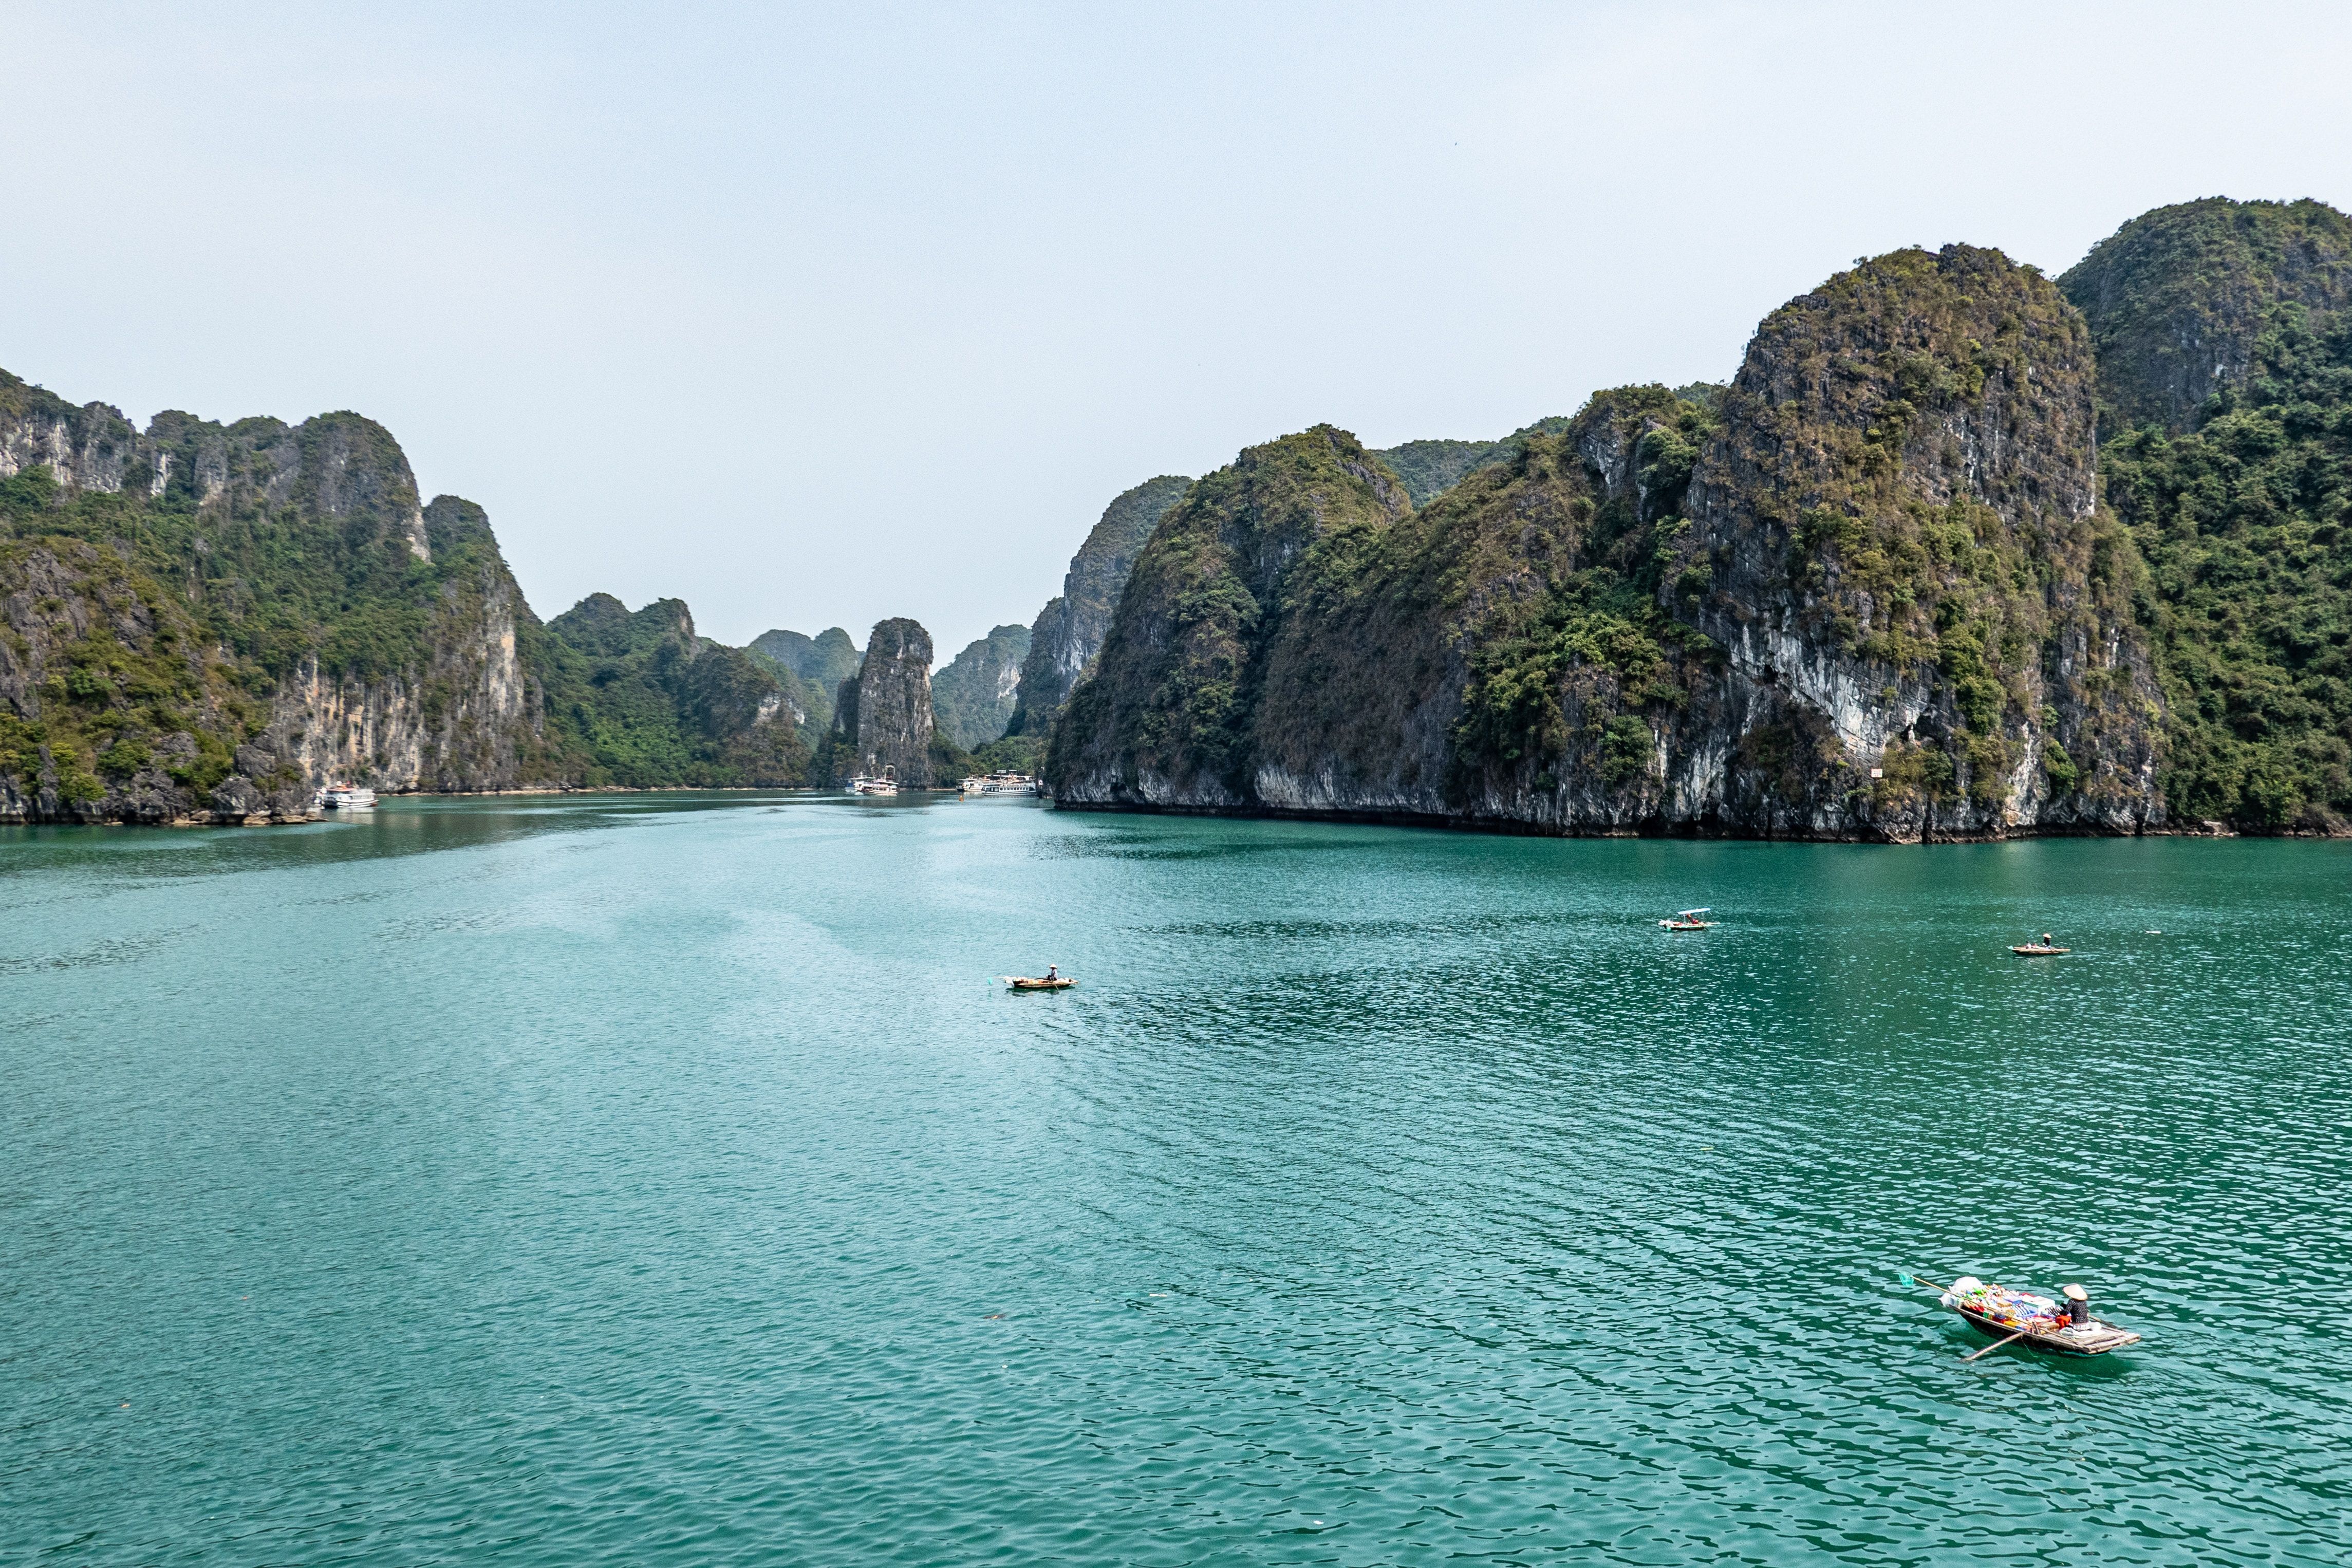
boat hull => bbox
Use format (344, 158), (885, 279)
(1954, 1303), (2138, 1355)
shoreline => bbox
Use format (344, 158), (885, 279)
(10, 786), (2349, 839)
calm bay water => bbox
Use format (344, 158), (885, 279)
(4, 795), (2349, 1565)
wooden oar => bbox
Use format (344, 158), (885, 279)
(1964, 1329), (2029, 1361)
(1902, 1274), (2036, 1361)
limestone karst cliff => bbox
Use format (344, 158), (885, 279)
(749, 625), (861, 738)
(830, 618), (937, 786)
(2068, 198), (2352, 831)
(1046, 427), (1412, 807)
(930, 623), (1031, 751)
(1653, 245), (2161, 836)
(1370, 419), (1575, 508)
(0, 364), (818, 820)
(2060, 197), (2352, 436)
(1006, 476), (1190, 737)
(1049, 246), (2169, 840)
(0, 372), (557, 822)
(539, 593), (810, 787)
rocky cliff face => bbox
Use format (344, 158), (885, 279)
(2061, 198), (2352, 436)
(538, 593), (809, 787)
(253, 496), (540, 796)
(930, 623), (1031, 750)
(1048, 428), (1412, 805)
(1653, 245), (2160, 837)
(833, 618), (936, 786)
(0, 370), (556, 822)
(749, 625), (861, 736)
(1049, 247), (2167, 840)
(2075, 198), (2352, 832)
(1006, 475), (1190, 735)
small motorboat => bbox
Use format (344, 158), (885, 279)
(1659, 907), (1715, 931)
(2011, 931), (2069, 956)
(1904, 1272), (2140, 1357)
(1004, 975), (1075, 991)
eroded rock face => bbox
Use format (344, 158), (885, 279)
(1657, 244), (2163, 839)
(264, 537), (533, 795)
(0, 368), (556, 822)
(1049, 427), (1411, 805)
(749, 626), (860, 735)
(931, 624), (1031, 751)
(2061, 197), (2352, 435)
(837, 618), (936, 786)
(1048, 247), (2168, 841)
(1006, 476), (1190, 736)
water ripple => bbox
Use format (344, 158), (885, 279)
(1, 807), (2347, 1564)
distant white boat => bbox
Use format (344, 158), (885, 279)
(847, 768), (900, 796)
(317, 782), (377, 810)
(960, 771), (1036, 797)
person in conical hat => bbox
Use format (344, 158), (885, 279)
(2060, 1282), (2089, 1326)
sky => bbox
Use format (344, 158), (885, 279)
(4, 3), (2350, 664)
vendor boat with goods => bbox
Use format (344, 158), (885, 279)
(1659, 907), (1715, 931)
(1900, 1272), (2140, 1357)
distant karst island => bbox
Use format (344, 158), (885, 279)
(4, 196), (2347, 838)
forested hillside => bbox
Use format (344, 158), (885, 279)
(11, 195), (2348, 834)
(2067, 200), (2352, 830)
(0, 369), (834, 818)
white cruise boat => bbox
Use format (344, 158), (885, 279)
(318, 782), (377, 810)
(847, 771), (899, 796)
(960, 772), (1036, 797)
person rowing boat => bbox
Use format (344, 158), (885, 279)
(1899, 1271), (2138, 1356)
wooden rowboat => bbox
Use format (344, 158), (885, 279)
(1909, 1273), (2140, 1357)
(1005, 976), (1075, 991)
(2010, 944), (2069, 956)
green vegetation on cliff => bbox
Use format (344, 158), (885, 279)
(1443, 389), (1723, 800)
(2065, 198), (2352, 830)
(2063, 198), (2352, 436)
(1007, 475), (1192, 737)
(539, 594), (810, 789)
(1, 378), (564, 817)
(1371, 416), (1574, 508)
(749, 626), (860, 737)
(1664, 244), (2160, 825)
(1049, 428), (1410, 800)
(930, 623), (1031, 750)
(2098, 307), (2352, 828)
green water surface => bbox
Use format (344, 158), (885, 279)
(4, 796), (2348, 1564)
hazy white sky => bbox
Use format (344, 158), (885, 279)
(4, 3), (2349, 661)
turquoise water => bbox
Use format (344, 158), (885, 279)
(4, 796), (2349, 1565)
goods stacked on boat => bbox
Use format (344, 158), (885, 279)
(1940, 1277), (2063, 1332)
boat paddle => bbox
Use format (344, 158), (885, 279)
(1901, 1272), (2028, 1360)
(1963, 1329), (2030, 1362)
